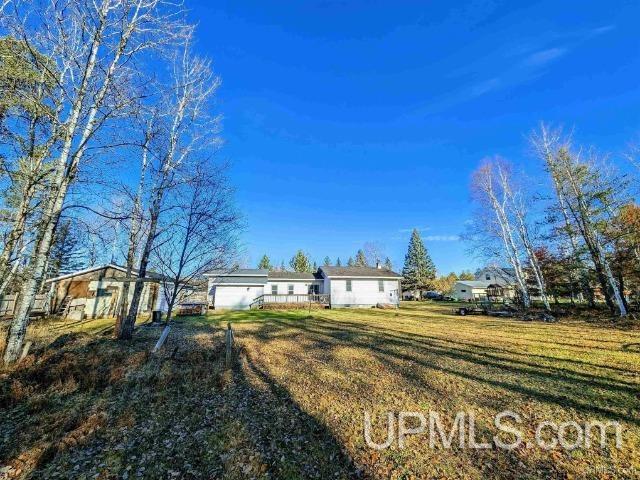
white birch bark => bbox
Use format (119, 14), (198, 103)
(3, 0), (184, 363)
(473, 163), (531, 308)
(532, 125), (627, 316)
(495, 164), (551, 311)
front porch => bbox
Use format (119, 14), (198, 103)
(250, 293), (331, 309)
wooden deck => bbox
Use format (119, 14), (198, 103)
(250, 294), (331, 309)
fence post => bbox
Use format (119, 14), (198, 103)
(152, 325), (171, 353)
(19, 341), (32, 361)
(225, 322), (233, 368)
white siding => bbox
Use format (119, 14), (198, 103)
(267, 280), (323, 295)
(452, 283), (487, 301)
(330, 279), (399, 307)
(452, 283), (473, 301)
(84, 279), (155, 318)
(211, 285), (264, 310)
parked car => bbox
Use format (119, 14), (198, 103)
(424, 291), (442, 300)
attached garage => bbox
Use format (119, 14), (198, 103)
(206, 269), (268, 310)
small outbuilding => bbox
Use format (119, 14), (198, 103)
(45, 264), (165, 320)
(452, 280), (491, 302)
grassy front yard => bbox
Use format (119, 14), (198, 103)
(1, 303), (639, 478)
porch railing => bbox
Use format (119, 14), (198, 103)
(250, 293), (331, 309)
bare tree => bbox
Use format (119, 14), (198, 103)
(114, 115), (155, 335)
(493, 162), (551, 311)
(471, 160), (531, 308)
(363, 241), (385, 266)
(531, 124), (627, 316)
(151, 161), (237, 347)
(3, 0), (187, 363)
(117, 39), (222, 339)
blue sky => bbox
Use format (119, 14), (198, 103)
(187, 0), (640, 273)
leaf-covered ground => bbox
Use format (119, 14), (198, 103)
(1, 303), (639, 479)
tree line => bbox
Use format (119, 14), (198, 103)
(466, 124), (639, 317)
(0, 1), (239, 364)
(256, 244), (394, 273)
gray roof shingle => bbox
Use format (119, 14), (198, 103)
(319, 266), (402, 278)
(205, 268), (268, 276)
(268, 271), (323, 280)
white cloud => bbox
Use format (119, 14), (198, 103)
(423, 235), (460, 242)
(469, 77), (501, 97)
(398, 227), (431, 233)
(522, 47), (567, 67)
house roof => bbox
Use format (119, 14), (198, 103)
(204, 268), (268, 277)
(268, 271), (323, 280)
(319, 266), (402, 278)
(45, 264), (165, 283)
(456, 280), (491, 288)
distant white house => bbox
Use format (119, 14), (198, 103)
(474, 266), (517, 285)
(452, 266), (517, 302)
(205, 265), (402, 310)
(452, 280), (492, 301)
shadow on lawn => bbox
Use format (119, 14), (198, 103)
(0, 321), (360, 479)
(244, 314), (640, 427)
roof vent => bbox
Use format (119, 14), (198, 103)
(376, 261), (382, 269)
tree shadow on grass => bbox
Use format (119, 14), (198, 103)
(0, 320), (362, 479)
(245, 315), (640, 426)
(233, 313), (640, 478)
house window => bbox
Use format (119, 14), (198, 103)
(96, 288), (112, 297)
(271, 285), (278, 295)
(346, 280), (352, 292)
(308, 284), (319, 294)
(461, 289), (467, 293)
(288, 284), (294, 295)
(378, 280), (384, 292)
(485, 274), (490, 280)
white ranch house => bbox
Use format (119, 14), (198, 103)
(205, 265), (402, 309)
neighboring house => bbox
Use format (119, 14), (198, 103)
(452, 280), (492, 301)
(44, 264), (166, 320)
(205, 264), (402, 310)
(474, 266), (517, 286)
(452, 265), (518, 302)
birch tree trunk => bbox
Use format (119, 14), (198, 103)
(114, 124), (151, 337)
(120, 42), (220, 337)
(120, 188), (162, 339)
(495, 164), (551, 311)
(472, 162), (531, 309)
(3, 0), (179, 362)
(532, 125), (627, 316)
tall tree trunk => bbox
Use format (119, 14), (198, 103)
(3, 0), (130, 363)
(3, 179), (65, 363)
(114, 132), (149, 337)
(119, 189), (162, 339)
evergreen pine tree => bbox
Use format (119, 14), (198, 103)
(257, 254), (272, 270)
(354, 249), (367, 267)
(384, 257), (393, 270)
(48, 219), (86, 278)
(402, 229), (436, 297)
(336, 257), (342, 266)
(323, 256), (331, 266)
(289, 250), (312, 272)
(347, 257), (354, 267)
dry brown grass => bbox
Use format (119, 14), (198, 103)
(0, 304), (639, 479)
